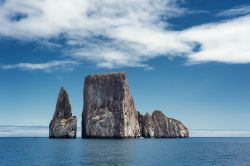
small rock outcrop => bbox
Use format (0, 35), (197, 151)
(82, 72), (140, 138)
(139, 110), (189, 138)
(49, 87), (77, 138)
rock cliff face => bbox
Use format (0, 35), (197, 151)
(49, 87), (77, 138)
(139, 110), (189, 138)
(82, 72), (140, 138)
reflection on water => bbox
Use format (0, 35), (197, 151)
(1, 138), (250, 166)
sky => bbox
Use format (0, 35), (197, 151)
(0, 0), (250, 137)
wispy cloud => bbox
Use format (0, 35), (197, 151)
(0, 0), (250, 70)
(217, 5), (250, 17)
(1, 60), (79, 72)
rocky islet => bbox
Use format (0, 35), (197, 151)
(49, 72), (189, 138)
(49, 87), (77, 138)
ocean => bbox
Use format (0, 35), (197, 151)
(0, 137), (250, 166)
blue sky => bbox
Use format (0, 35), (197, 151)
(0, 0), (250, 136)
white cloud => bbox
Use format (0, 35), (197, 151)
(1, 60), (78, 72)
(217, 5), (250, 17)
(182, 14), (250, 64)
(0, 0), (250, 70)
(0, 0), (182, 39)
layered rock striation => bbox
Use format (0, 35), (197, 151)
(82, 72), (140, 138)
(49, 87), (77, 138)
(139, 110), (189, 138)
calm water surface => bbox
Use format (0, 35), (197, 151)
(0, 137), (250, 166)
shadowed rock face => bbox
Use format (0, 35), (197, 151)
(137, 111), (144, 134)
(49, 87), (77, 138)
(139, 110), (189, 138)
(82, 72), (140, 138)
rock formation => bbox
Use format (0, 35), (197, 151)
(81, 72), (188, 138)
(82, 72), (141, 138)
(139, 110), (189, 138)
(140, 112), (156, 138)
(49, 87), (77, 138)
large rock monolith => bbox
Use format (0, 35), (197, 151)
(82, 72), (140, 138)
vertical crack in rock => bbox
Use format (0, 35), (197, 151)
(82, 72), (141, 138)
(49, 87), (77, 138)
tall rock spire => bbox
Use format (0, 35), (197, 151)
(49, 87), (77, 138)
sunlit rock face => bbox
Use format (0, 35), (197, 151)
(49, 87), (77, 138)
(82, 72), (141, 138)
(139, 110), (189, 138)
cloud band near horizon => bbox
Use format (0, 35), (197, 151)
(1, 126), (250, 137)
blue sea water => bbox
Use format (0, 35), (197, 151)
(0, 137), (250, 166)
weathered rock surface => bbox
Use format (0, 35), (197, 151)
(49, 87), (77, 138)
(137, 111), (144, 134)
(82, 72), (140, 138)
(139, 110), (189, 138)
(141, 113), (156, 138)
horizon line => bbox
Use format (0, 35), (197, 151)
(1, 126), (250, 137)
